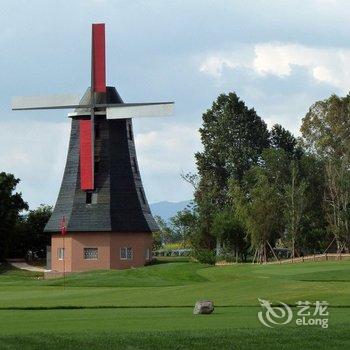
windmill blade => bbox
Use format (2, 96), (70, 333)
(12, 94), (86, 110)
(106, 102), (174, 119)
(92, 23), (106, 93)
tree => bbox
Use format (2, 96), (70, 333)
(301, 94), (350, 251)
(24, 205), (52, 253)
(211, 208), (247, 261)
(194, 92), (269, 251)
(270, 124), (298, 156)
(9, 204), (52, 259)
(231, 174), (283, 263)
(301, 94), (350, 159)
(297, 154), (328, 253)
(170, 206), (197, 247)
(324, 158), (350, 251)
(153, 215), (173, 246)
(0, 173), (28, 259)
(196, 93), (270, 187)
(283, 162), (307, 258)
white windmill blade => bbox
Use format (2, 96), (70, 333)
(106, 102), (174, 120)
(12, 94), (85, 110)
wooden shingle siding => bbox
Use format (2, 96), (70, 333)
(45, 87), (158, 233)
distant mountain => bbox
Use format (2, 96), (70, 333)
(150, 200), (192, 221)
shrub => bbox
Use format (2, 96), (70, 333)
(193, 249), (216, 265)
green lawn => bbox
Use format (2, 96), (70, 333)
(0, 260), (349, 349)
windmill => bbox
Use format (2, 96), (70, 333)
(12, 23), (173, 192)
(12, 23), (174, 273)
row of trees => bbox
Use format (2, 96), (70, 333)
(163, 92), (350, 263)
(0, 172), (52, 261)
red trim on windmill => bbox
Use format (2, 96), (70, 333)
(80, 118), (94, 190)
(92, 23), (106, 93)
(79, 23), (106, 191)
(60, 216), (67, 236)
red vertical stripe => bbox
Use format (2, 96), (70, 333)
(92, 23), (106, 93)
(80, 119), (94, 190)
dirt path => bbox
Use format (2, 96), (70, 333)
(9, 261), (50, 272)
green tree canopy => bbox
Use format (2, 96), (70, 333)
(194, 93), (269, 251)
(270, 124), (297, 156)
(0, 173), (28, 259)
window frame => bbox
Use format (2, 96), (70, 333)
(83, 247), (98, 260)
(58, 247), (65, 260)
(145, 248), (150, 260)
(86, 192), (92, 204)
(86, 191), (98, 205)
(120, 247), (133, 260)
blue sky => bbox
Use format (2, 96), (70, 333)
(1, 0), (350, 208)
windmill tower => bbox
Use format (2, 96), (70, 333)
(12, 24), (174, 272)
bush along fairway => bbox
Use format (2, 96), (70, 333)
(0, 260), (349, 349)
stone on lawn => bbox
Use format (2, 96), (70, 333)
(193, 300), (214, 314)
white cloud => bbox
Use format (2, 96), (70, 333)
(199, 42), (350, 93)
(135, 123), (201, 174)
(199, 55), (241, 78)
(134, 122), (201, 203)
(0, 120), (70, 208)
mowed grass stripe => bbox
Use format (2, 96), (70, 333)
(0, 261), (350, 308)
(0, 307), (349, 349)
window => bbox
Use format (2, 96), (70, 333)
(84, 248), (98, 260)
(58, 248), (65, 260)
(145, 248), (150, 260)
(120, 247), (133, 260)
(86, 192), (98, 204)
(86, 192), (92, 204)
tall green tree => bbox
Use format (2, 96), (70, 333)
(301, 94), (350, 251)
(0, 173), (28, 259)
(196, 93), (270, 188)
(283, 162), (307, 258)
(301, 94), (350, 159)
(194, 93), (269, 250)
(324, 158), (350, 251)
(211, 208), (247, 261)
(231, 174), (282, 263)
(25, 205), (52, 252)
(270, 124), (298, 156)
(170, 207), (197, 246)
(297, 154), (328, 253)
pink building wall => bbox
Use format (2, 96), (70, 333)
(51, 232), (153, 272)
